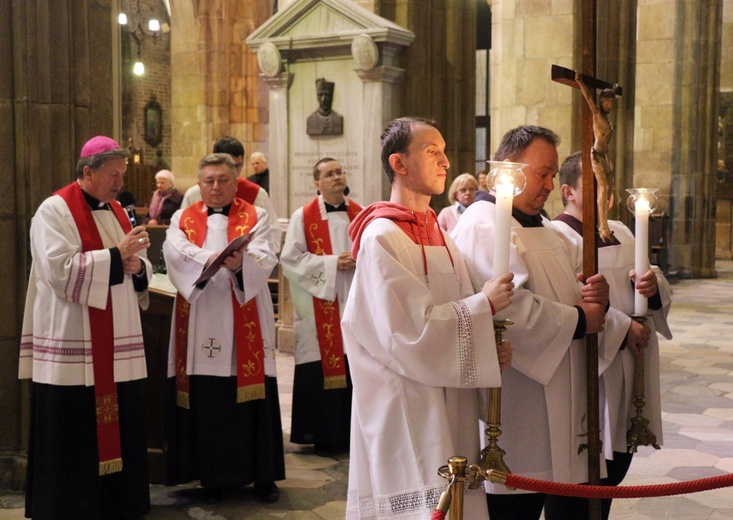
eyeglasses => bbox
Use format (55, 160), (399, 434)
(234, 162), (245, 170)
(201, 177), (233, 187)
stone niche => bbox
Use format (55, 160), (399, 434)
(246, 0), (414, 219)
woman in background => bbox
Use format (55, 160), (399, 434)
(437, 172), (478, 233)
(146, 169), (183, 225)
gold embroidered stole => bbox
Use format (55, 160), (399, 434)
(56, 182), (131, 475)
(302, 197), (362, 389)
(174, 199), (266, 408)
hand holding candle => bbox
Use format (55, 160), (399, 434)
(626, 189), (659, 316)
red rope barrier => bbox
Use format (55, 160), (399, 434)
(503, 472), (733, 499)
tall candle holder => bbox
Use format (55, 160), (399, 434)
(625, 188), (661, 452)
(472, 161), (526, 481)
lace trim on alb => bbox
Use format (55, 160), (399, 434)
(451, 300), (478, 388)
(346, 484), (442, 518)
(346, 484), (485, 518)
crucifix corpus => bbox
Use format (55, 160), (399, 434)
(552, 65), (622, 243)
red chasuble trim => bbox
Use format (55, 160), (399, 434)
(237, 177), (261, 205)
(302, 197), (362, 390)
(55, 181), (132, 476)
(174, 199), (266, 409)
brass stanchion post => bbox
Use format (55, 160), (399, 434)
(448, 456), (466, 520)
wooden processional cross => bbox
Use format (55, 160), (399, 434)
(551, 3), (623, 519)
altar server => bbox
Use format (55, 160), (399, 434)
(343, 117), (514, 520)
(452, 125), (610, 520)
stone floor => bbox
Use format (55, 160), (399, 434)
(2, 261), (733, 519)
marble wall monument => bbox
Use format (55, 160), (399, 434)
(246, 0), (414, 219)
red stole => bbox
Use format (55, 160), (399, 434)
(302, 197), (362, 389)
(174, 199), (266, 409)
(55, 181), (132, 476)
(237, 178), (261, 204)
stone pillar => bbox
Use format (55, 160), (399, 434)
(1, 0), (117, 490)
(634, 0), (677, 258)
(169, 0), (271, 191)
(596, 0), (638, 227)
(668, 0), (723, 277)
(356, 66), (404, 201)
(264, 72), (294, 220)
(377, 0), (477, 208)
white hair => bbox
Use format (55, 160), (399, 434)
(155, 169), (175, 186)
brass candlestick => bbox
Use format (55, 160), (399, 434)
(470, 318), (512, 489)
(626, 314), (660, 452)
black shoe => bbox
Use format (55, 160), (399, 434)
(202, 487), (223, 504)
(254, 481), (280, 503)
(314, 444), (333, 458)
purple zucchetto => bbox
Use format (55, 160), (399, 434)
(80, 136), (122, 158)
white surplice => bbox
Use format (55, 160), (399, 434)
(19, 194), (151, 385)
(452, 200), (602, 493)
(342, 218), (501, 520)
(164, 206), (278, 378)
(551, 219), (672, 456)
(281, 196), (356, 365)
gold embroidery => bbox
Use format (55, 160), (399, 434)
(95, 394), (119, 424)
(308, 223), (326, 254)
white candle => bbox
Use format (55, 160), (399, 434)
(493, 173), (514, 276)
(634, 197), (650, 315)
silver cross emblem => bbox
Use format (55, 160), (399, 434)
(310, 271), (326, 287)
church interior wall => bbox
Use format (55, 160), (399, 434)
(633, 0), (676, 207)
(715, 0), (733, 260)
(1, 0), (119, 489)
(287, 58), (365, 213)
(490, 0), (575, 219)
(119, 0), (172, 177)
(723, 0), (733, 91)
(169, 0), (271, 193)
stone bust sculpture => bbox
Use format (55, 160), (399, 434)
(306, 78), (343, 136)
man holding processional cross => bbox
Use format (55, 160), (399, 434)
(452, 125), (610, 520)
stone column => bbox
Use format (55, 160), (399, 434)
(596, 0), (638, 227)
(264, 72), (293, 220)
(1, 0), (117, 490)
(356, 65), (405, 202)
(669, 0), (723, 278)
(263, 72), (295, 353)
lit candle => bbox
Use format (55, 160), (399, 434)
(634, 197), (650, 315)
(493, 172), (514, 276)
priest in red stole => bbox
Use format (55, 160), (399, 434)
(163, 152), (284, 504)
(20, 136), (153, 520)
(281, 157), (362, 457)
